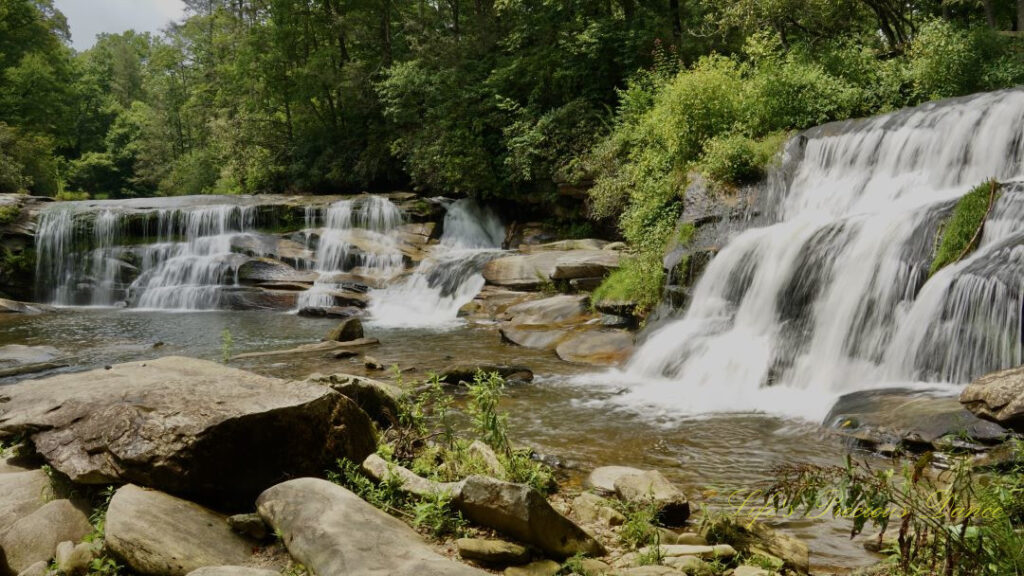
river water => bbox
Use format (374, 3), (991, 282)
(0, 307), (873, 571)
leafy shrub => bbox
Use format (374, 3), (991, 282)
(592, 254), (666, 316)
(909, 20), (1024, 100)
(699, 132), (787, 186)
(0, 204), (20, 226)
(930, 181), (997, 275)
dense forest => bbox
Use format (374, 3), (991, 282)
(1, 0), (1023, 304)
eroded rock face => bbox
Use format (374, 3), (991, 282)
(106, 485), (254, 576)
(256, 478), (487, 576)
(961, 365), (1024, 431)
(0, 357), (377, 507)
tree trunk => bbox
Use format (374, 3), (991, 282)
(668, 0), (682, 45)
(982, 0), (996, 28)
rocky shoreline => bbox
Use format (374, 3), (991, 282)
(0, 353), (1021, 576)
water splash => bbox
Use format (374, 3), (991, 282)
(368, 199), (505, 328)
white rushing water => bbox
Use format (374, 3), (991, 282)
(588, 88), (1024, 422)
(297, 196), (406, 309)
(368, 199), (505, 328)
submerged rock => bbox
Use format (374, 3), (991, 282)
(0, 357), (377, 507)
(106, 485), (254, 576)
(439, 363), (534, 384)
(0, 300), (45, 315)
(257, 478), (487, 576)
(961, 365), (1024, 431)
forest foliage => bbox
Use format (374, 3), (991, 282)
(1, 0), (1023, 305)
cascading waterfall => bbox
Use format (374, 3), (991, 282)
(296, 196), (406, 309)
(600, 88), (1024, 421)
(368, 199), (505, 328)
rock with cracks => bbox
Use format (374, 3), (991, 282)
(256, 478), (487, 576)
(0, 357), (377, 508)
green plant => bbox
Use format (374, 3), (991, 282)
(220, 328), (233, 363)
(328, 458), (407, 517)
(592, 254), (665, 316)
(764, 449), (1024, 576)
(87, 556), (124, 576)
(0, 204), (20, 226)
(930, 180), (998, 276)
(615, 497), (663, 556)
(412, 489), (467, 538)
(281, 562), (311, 576)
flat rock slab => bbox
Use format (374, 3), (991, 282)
(0, 357), (376, 508)
(106, 485), (253, 576)
(186, 568), (280, 576)
(0, 300), (45, 315)
(257, 478), (487, 576)
(0, 345), (60, 366)
(483, 251), (620, 290)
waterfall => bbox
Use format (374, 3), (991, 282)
(296, 196), (406, 309)
(35, 200), (261, 309)
(367, 199), (505, 328)
(602, 88), (1024, 421)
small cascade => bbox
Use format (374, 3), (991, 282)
(130, 205), (257, 309)
(297, 196), (407, 309)
(368, 199), (505, 328)
(599, 88), (1024, 421)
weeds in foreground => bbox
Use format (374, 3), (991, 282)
(220, 328), (233, 363)
(764, 443), (1024, 576)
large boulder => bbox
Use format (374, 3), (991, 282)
(453, 475), (605, 559)
(106, 485), (254, 576)
(218, 287), (298, 311)
(439, 363), (534, 384)
(235, 258), (314, 285)
(960, 365), (1024, 431)
(306, 373), (402, 427)
(483, 251), (620, 290)
(0, 357), (377, 508)
(498, 295), (594, 351)
(0, 499), (92, 575)
(256, 478), (487, 576)
(0, 471), (51, 541)
(555, 331), (634, 366)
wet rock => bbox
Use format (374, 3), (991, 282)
(506, 295), (589, 326)
(555, 331), (634, 366)
(226, 513), (269, 541)
(257, 478), (486, 576)
(326, 318), (364, 342)
(571, 492), (626, 527)
(593, 299), (636, 317)
(483, 251), (620, 290)
(503, 560), (560, 576)
(364, 356), (385, 370)
(961, 365), (1024, 431)
(568, 277), (604, 291)
(0, 357), (377, 508)
(0, 470), (50, 540)
(307, 373), (402, 427)
(297, 305), (362, 319)
(186, 569), (280, 576)
(456, 538), (530, 565)
(106, 485), (253, 576)
(440, 363), (534, 384)
(586, 467), (690, 525)
(1, 499), (92, 575)
(236, 258), (314, 285)
(55, 541), (97, 576)
(499, 327), (571, 351)
(454, 475), (605, 559)
(218, 287), (298, 311)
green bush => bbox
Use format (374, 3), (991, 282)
(592, 253), (667, 316)
(699, 132), (787, 186)
(0, 204), (20, 226)
(909, 20), (1024, 100)
(930, 181), (996, 276)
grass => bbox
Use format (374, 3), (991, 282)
(930, 180), (998, 276)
